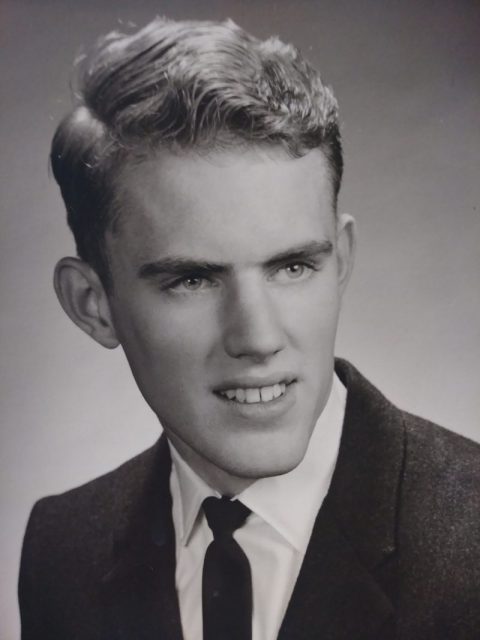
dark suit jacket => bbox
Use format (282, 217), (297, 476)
(19, 360), (480, 639)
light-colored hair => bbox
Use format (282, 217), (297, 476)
(51, 17), (343, 288)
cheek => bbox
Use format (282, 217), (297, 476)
(280, 278), (341, 346)
(118, 301), (219, 387)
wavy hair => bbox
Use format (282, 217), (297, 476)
(51, 17), (343, 288)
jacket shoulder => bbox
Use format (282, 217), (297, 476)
(401, 413), (480, 553)
(26, 441), (161, 540)
(19, 441), (165, 638)
(403, 412), (480, 510)
(399, 413), (480, 633)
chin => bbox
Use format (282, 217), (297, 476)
(224, 444), (309, 481)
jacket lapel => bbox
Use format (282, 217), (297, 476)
(100, 437), (184, 640)
(279, 359), (405, 639)
(278, 507), (394, 640)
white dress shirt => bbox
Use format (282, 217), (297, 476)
(168, 373), (346, 640)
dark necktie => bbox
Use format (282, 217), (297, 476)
(202, 496), (252, 640)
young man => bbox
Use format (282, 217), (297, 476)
(19, 17), (480, 640)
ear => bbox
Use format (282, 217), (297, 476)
(335, 213), (356, 295)
(53, 257), (119, 349)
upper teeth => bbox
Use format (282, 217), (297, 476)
(220, 383), (286, 404)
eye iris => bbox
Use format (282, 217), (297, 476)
(184, 277), (202, 289)
(287, 263), (304, 277)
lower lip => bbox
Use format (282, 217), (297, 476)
(214, 382), (297, 422)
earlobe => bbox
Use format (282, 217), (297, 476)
(336, 213), (356, 294)
(53, 257), (119, 349)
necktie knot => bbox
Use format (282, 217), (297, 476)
(203, 496), (251, 538)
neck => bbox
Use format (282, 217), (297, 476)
(166, 432), (257, 497)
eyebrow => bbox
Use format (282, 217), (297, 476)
(263, 240), (333, 269)
(138, 240), (333, 279)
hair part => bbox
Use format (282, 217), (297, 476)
(51, 17), (343, 289)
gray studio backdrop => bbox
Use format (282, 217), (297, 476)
(1, 0), (479, 637)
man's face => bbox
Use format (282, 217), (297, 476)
(105, 146), (353, 493)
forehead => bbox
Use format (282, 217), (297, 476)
(107, 146), (335, 267)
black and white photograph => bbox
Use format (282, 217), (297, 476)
(1, 1), (479, 638)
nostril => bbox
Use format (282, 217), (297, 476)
(222, 311), (286, 360)
(224, 338), (285, 361)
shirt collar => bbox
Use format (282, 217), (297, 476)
(168, 373), (346, 551)
(168, 442), (220, 545)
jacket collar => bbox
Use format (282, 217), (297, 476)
(328, 358), (405, 567)
(101, 359), (405, 640)
(278, 358), (405, 639)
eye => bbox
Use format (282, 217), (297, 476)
(272, 262), (314, 284)
(284, 263), (307, 279)
(165, 273), (216, 293)
(180, 276), (206, 290)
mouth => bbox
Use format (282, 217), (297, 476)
(215, 379), (296, 405)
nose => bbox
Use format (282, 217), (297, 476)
(222, 279), (286, 362)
